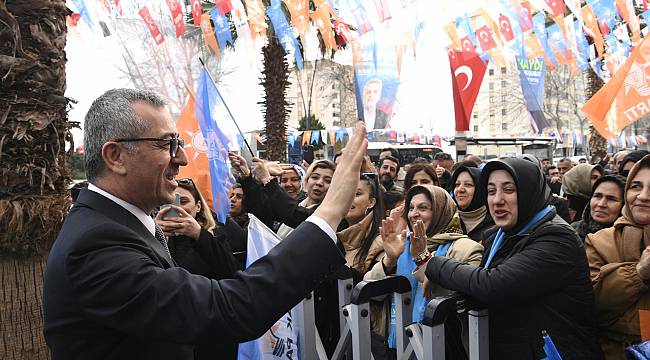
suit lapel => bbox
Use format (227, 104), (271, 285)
(76, 188), (175, 268)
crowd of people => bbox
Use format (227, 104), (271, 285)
(45, 89), (650, 360)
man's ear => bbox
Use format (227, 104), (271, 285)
(102, 142), (128, 176)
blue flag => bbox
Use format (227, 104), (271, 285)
(210, 9), (234, 52)
(515, 56), (549, 133)
(542, 331), (563, 360)
(195, 69), (236, 224)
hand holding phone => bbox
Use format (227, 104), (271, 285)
(161, 193), (181, 219)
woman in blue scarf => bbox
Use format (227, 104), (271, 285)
(419, 157), (603, 360)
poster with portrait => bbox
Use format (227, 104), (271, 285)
(353, 31), (400, 130)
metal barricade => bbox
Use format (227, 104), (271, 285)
(345, 276), (412, 360)
(300, 267), (355, 360)
(405, 294), (489, 360)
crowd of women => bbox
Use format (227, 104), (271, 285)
(140, 144), (650, 360)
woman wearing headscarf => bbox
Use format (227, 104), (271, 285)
(572, 175), (626, 242)
(586, 154), (650, 359)
(420, 158), (603, 360)
(365, 185), (483, 359)
(563, 163), (604, 222)
(619, 150), (650, 177)
(452, 165), (496, 242)
(279, 164), (307, 202)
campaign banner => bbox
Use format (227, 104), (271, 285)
(238, 215), (300, 360)
(353, 31), (399, 130)
(515, 56), (549, 132)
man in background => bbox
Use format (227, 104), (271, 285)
(379, 156), (402, 192)
(362, 78), (388, 130)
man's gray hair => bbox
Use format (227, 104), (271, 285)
(84, 88), (167, 182)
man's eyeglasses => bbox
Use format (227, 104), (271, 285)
(113, 137), (185, 158)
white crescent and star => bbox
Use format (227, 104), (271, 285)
(455, 65), (473, 91)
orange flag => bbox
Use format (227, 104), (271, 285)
(582, 5), (604, 58)
(200, 12), (221, 57)
(582, 36), (650, 140)
(177, 90), (214, 209)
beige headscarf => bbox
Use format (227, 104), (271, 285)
(403, 185), (461, 245)
(562, 163), (603, 200)
(613, 154), (650, 262)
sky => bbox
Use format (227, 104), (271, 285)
(65, 0), (483, 147)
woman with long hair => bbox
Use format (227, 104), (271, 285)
(452, 165), (496, 242)
(586, 155), (650, 359)
(402, 163), (440, 190)
(572, 175), (625, 242)
(421, 158), (603, 359)
(156, 178), (240, 360)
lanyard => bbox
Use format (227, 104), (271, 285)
(483, 205), (554, 269)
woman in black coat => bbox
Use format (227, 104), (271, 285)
(420, 158), (603, 360)
(156, 178), (240, 360)
(451, 165), (496, 242)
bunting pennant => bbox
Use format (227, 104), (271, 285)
(518, 1), (534, 32)
(348, 0), (373, 34)
(582, 4), (605, 57)
(448, 48), (488, 131)
(582, 35), (650, 139)
(191, 0), (202, 26)
(575, 20), (591, 71)
(200, 12), (222, 57)
(215, 0), (234, 14)
(478, 8), (502, 45)
(334, 18), (353, 45)
(329, 130), (336, 145)
(165, 0), (185, 38)
(545, 0), (567, 17)
(374, 0), (392, 22)
(138, 6), (164, 45)
(499, 14), (515, 42)
(303, 130), (312, 144)
(533, 12), (557, 67)
(210, 8), (234, 51)
(564, 0), (585, 30)
(72, 0), (95, 30)
(311, 130), (321, 144)
(588, 0), (617, 35)
(245, 0), (268, 42)
(321, 130), (327, 144)
(114, 0), (122, 16)
(444, 21), (462, 49)
(231, 0), (254, 51)
(312, 0), (338, 52)
(476, 25), (497, 51)
(267, 0), (304, 68)
(615, 0), (641, 44)
(285, 0), (311, 46)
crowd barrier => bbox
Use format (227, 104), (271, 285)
(295, 273), (489, 360)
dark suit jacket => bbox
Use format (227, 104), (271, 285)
(374, 108), (388, 129)
(43, 188), (345, 360)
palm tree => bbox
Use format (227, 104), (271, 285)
(1, 0), (70, 359)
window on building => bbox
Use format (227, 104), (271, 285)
(474, 124), (479, 132)
(489, 96), (495, 103)
(332, 83), (336, 89)
(473, 113), (478, 119)
(501, 108), (507, 116)
(489, 68), (494, 76)
(501, 67), (507, 74)
(333, 112), (340, 118)
(501, 80), (506, 88)
(489, 82), (494, 90)
(502, 123), (508, 130)
(501, 95), (506, 103)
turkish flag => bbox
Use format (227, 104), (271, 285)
(476, 25), (497, 51)
(165, 0), (185, 38)
(191, 0), (202, 26)
(138, 6), (164, 45)
(499, 14), (514, 42)
(448, 48), (488, 131)
(519, 1), (533, 32)
(215, 0), (233, 15)
(544, 0), (566, 18)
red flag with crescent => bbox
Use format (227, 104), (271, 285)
(448, 48), (488, 131)
(544, 0), (566, 17)
(476, 25), (497, 51)
(138, 6), (164, 45)
(191, 0), (202, 26)
(165, 0), (185, 38)
(499, 14), (514, 42)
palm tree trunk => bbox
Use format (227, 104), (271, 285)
(1, 1), (70, 358)
(260, 36), (290, 161)
(586, 67), (608, 163)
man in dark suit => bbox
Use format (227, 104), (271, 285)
(362, 78), (390, 129)
(43, 89), (368, 360)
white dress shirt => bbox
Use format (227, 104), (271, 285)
(87, 184), (156, 236)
